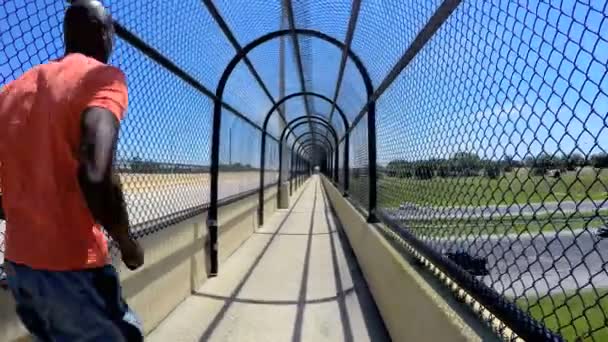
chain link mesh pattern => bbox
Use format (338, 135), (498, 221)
(106, 0), (236, 92)
(1, 0), (606, 340)
(0, 0), (277, 280)
(112, 38), (214, 232)
(0, 1), (65, 279)
(265, 138), (281, 187)
(376, 1), (608, 340)
(348, 118), (369, 209)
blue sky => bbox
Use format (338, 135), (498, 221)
(1, 0), (607, 169)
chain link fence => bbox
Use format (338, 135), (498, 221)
(0, 0), (286, 280)
(2, 0), (607, 340)
(372, 1), (608, 340)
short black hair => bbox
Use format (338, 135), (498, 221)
(64, 0), (114, 62)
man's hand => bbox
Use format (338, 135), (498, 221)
(116, 236), (144, 271)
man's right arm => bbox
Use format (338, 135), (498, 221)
(79, 107), (143, 270)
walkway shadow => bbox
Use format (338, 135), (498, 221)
(197, 181), (313, 341)
(320, 186), (391, 342)
(195, 179), (389, 341)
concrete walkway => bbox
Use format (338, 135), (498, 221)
(148, 176), (389, 342)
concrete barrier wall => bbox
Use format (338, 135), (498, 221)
(0, 186), (281, 341)
(321, 177), (491, 342)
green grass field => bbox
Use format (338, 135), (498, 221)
(378, 168), (608, 207)
(517, 290), (608, 341)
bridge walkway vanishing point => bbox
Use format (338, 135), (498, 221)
(147, 176), (390, 342)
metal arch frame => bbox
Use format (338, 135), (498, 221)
(258, 115), (341, 225)
(303, 142), (330, 176)
(296, 142), (330, 174)
(277, 118), (339, 206)
(293, 139), (333, 186)
(211, 27), (376, 234)
(284, 115), (338, 145)
(209, 28), (376, 275)
(278, 118), (339, 184)
(298, 144), (329, 173)
(297, 142), (332, 165)
(291, 132), (335, 153)
(263, 91), (349, 135)
(260, 91), (352, 207)
(290, 134), (335, 183)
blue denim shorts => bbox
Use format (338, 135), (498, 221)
(4, 261), (143, 342)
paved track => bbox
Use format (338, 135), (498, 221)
(431, 228), (608, 297)
(388, 200), (608, 220)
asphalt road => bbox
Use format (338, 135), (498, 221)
(424, 227), (608, 297)
(387, 199), (608, 220)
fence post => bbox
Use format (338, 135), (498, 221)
(258, 133), (267, 226)
(209, 101), (222, 278)
(367, 101), (378, 223)
(344, 134), (350, 196)
(290, 148), (295, 195)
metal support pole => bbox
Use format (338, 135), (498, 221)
(367, 101), (378, 223)
(344, 136), (349, 196)
(290, 148), (295, 195)
(258, 133), (267, 226)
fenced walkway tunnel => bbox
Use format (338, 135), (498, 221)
(1, 0), (608, 341)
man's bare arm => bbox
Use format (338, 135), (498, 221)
(79, 107), (142, 269)
(79, 107), (129, 239)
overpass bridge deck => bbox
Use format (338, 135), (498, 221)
(148, 176), (389, 342)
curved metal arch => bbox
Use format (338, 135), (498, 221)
(286, 120), (337, 147)
(291, 136), (333, 181)
(281, 116), (338, 144)
(279, 116), (339, 183)
(297, 142), (330, 169)
(218, 29), (374, 113)
(263, 115), (343, 200)
(292, 131), (335, 150)
(260, 115), (341, 223)
(297, 143), (331, 165)
(283, 114), (339, 143)
(279, 118), (339, 189)
(213, 29), (373, 231)
(263, 91), (349, 138)
(298, 143), (332, 176)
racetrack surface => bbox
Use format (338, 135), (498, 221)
(430, 228), (608, 297)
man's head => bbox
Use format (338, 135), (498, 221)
(64, 0), (114, 63)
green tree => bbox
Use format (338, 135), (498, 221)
(451, 152), (481, 176)
(566, 153), (585, 171)
(591, 153), (608, 168)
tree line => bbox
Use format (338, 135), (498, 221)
(383, 152), (608, 180)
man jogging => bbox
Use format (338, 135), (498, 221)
(0, 1), (144, 340)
